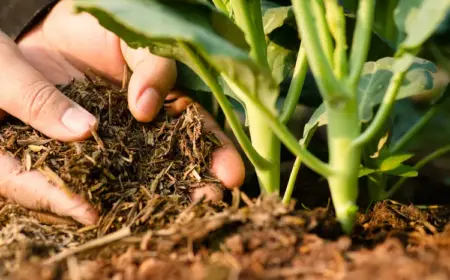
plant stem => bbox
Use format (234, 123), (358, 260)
(230, 0), (268, 68)
(212, 0), (228, 14)
(223, 76), (333, 178)
(282, 126), (316, 205)
(390, 105), (441, 154)
(311, 0), (334, 63)
(282, 156), (303, 205)
(229, 0), (278, 193)
(352, 56), (412, 147)
(326, 101), (361, 233)
(180, 42), (271, 170)
(348, 0), (375, 89)
(386, 144), (450, 198)
(291, 0), (347, 101)
(247, 105), (281, 194)
(324, 0), (348, 78)
(280, 45), (308, 124)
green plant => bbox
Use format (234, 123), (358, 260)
(72, 0), (450, 233)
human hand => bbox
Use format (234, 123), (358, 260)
(0, 0), (245, 225)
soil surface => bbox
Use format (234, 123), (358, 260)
(1, 76), (450, 280)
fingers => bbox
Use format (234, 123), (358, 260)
(199, 105), (246, 190)
(0, 32), (97, 142)
(190, 184), (224, 202)
(165, 91), (246, 202)
(121, 41), (177, 122)
(0, 152), (98, 225)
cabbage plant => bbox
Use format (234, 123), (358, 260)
(73, 0), (450, 232)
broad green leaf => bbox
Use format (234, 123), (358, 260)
(74, 0), (279, 124)
(262, 4), (299, 86)
(379, 154), (414, 171)
(357, 56), (449, 122)
(267, 41), (296, 85)
(395, 0), (450, 50)
(262, 6), (295, 35)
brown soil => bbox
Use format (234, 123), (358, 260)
(1, 76), (450, 280)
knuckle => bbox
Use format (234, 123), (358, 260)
(21, 80), (58, 123)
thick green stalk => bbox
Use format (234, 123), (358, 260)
(280, 45), (308, 124)
(386, 144), (450, 198)
(348, 0), (375, 89)
(180, 43), (271, 171)
(326, 101), (361, 233)
(230, 0), (278, 193)
(247, 105), (281, 194)
(291, 0), (347, 101)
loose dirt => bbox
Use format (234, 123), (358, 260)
(1, 76), (450, 280)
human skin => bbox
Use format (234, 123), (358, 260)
(0, 0), (245, 225)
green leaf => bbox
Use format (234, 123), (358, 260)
(395, 0), (450, 50)
(262, 6), (295, 35)
(267, 41), (296, 85)
(379, 153), (414, 171)
(357, 56), (448, 122)
(74, 0), (279, 123)
(302, 103), (326, 143)
(358, 166), (376, 178)
(384, 164), (418, 177)
(262, 5), (299, 86)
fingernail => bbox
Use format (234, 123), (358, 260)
(137, 88), (161, 115)
(61, 107), (97, 135)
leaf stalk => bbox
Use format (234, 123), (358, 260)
(179, 42), (272, 170)
(348, 0), (375, 89)
(291, 0), (347, 101)
(280, 45), (308, 124)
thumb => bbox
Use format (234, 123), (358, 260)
(121, 40), (177, 122)
(0, 32), (97, 142)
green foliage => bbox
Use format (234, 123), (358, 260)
(302, 55), (445, 136)
(358, 56), (446, 122)
(74, 0), (450, 233)
(343, 0), (450, 51)
(262, 6), (294, 34)
(359, 154), (418, 178)
(74, 0), (278, 117)
(395, 0), (450, 51)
